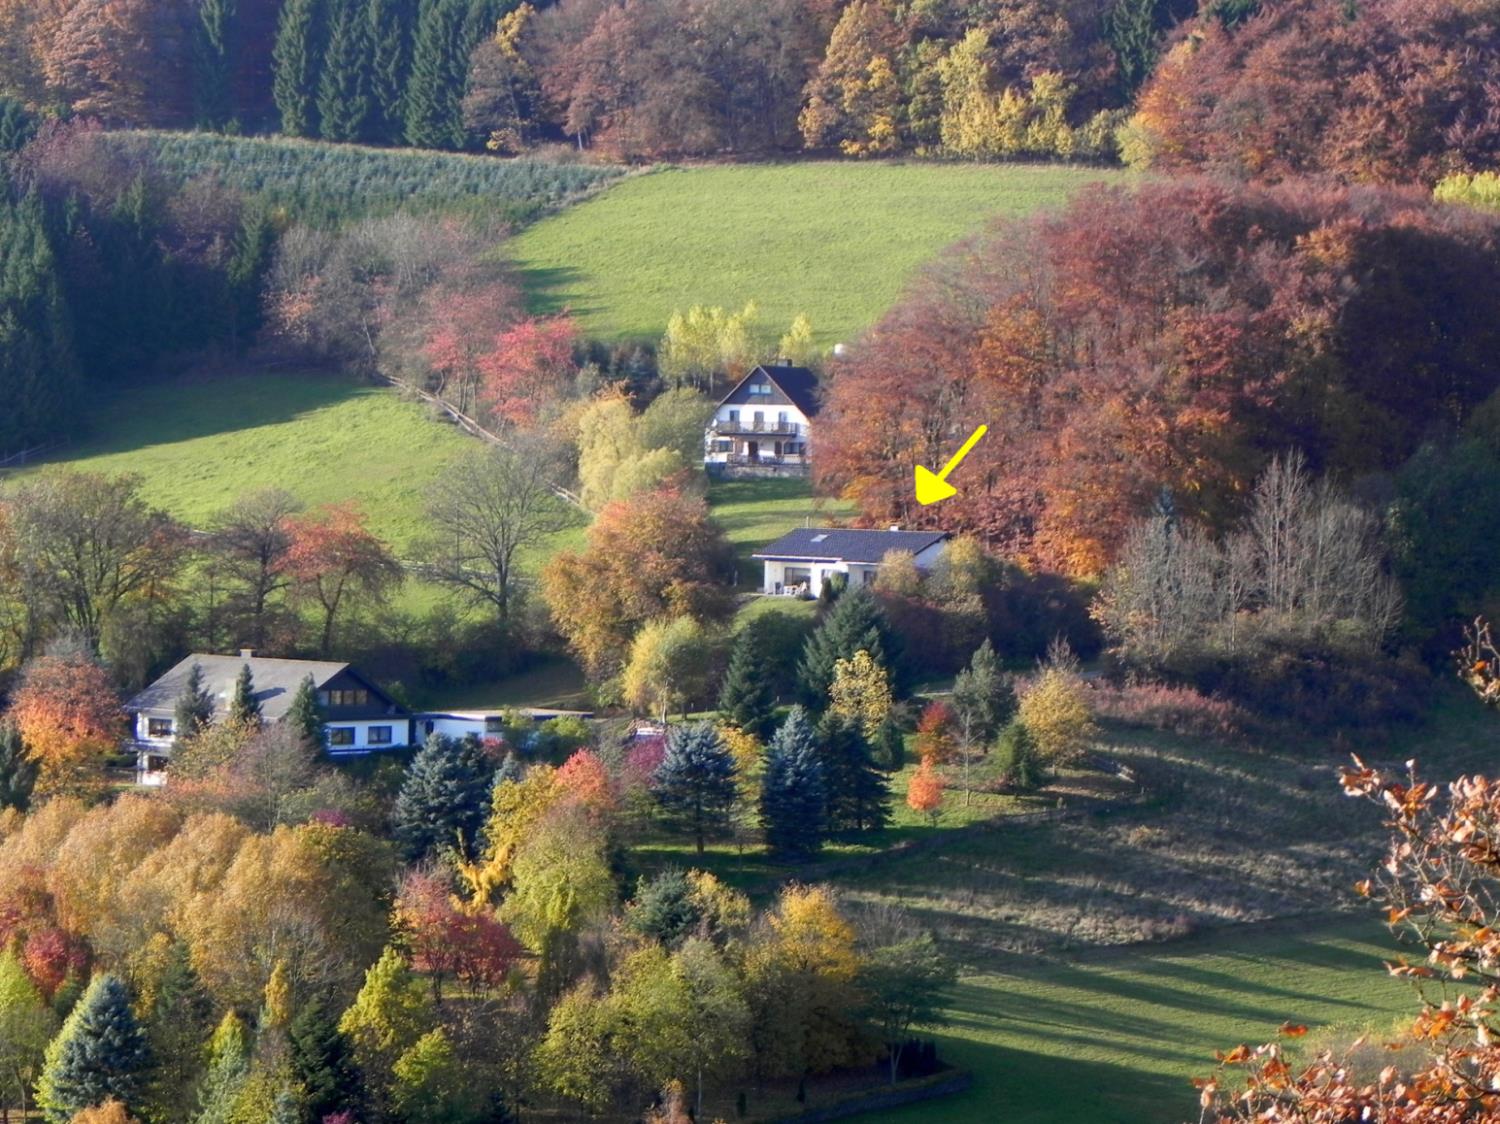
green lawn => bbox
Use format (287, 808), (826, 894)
(508, 161), (1122, 346)
(707, 475), (856, 586)
(862, 917), (1419, 1124)
(13, 372), (476, 553)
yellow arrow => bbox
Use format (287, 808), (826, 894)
(914, 424), (988, 506)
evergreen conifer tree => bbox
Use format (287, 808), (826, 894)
(36, 975), (151, 1124)
(0, 718), (37, 811)
(0, 97), (37, 153)
(366, 0), (413, 142)
(817, 711), (889, 834)
(174, 663), (217, 746)
(272, 0), (324, 137)
(798, 586), (891, 705)
(760, 708), (827, 860)
(317, 0), (373, 141)
(718, 625), (778, 740)
(195, 1011), (251, 1124)
(139, 943), (214, 1124)
(392, 733), (492, 861)
(951, 639), (1015, 745)
(404, 0), (471, 149)
(283, 674), (325, 749)
(289, 998), (365, 1122)
(194, 0), (238, 130)
(654, 723), (738, 855)
(492, 751), (523, 789)
(227, 663), (261, 726)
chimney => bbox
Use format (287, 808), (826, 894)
(239, 648), (255, 659)
(889, 525), (901, 532)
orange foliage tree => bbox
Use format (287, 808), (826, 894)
(914, 701), (957, 765)
(542, 487), (734, 679)
(905, 760), (943, 826)
(282, 503), (402, 656)
(8, 651), (124, 797)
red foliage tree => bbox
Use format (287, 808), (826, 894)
(23, 925), (89, 1000)
(914, 702), (957, 765)
(555, 748), (616, 815)
(395, 869), (524, 1003)
(417, 279), (525, 418)
(281, 503), (402, 656)
(1131, 0), (1500, 185)
(817, 179), (1500, 575)
(477, 315), (579, 428)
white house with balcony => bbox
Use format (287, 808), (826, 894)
(125, 652), (411, 783)
(752, 528), (949, 598)
(704, 362), (820, 477)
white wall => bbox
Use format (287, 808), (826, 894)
(704, 402), (811, 463)
(760, 542), (947, 596)
(323, 718), (410, 754)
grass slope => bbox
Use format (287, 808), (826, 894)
(707, 475), (856, 585)
(508, 161), (1123, 346)
(12, 373), (474, 552)
(864, 917), (1417, 1124)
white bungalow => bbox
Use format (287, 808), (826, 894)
(752, 528), (949, 598)
(125, 651), (411, 783)
(704, 362), (820, 477)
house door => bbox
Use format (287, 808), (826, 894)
(747, 441), (759, 460)
(773, 441), (783, 457)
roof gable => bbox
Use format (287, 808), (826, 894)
(752, 527), (949, 564)
(717, 364), (821, 418)
(126, 654), (406, 721)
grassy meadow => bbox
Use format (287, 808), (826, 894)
(863, 916), (1418, 1124)
(9, 372), (477, 552)
(508, 161), (1123, 345)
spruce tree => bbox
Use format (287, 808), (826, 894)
(366, 0), (413, 142)
(195, 1011), (251, 1124)
(718, 625), (778, 740)
(139, 943), (214, 1124)
(289, 998), (365, 1122)
(0, 96), (37, 153)
(0, 719), (37, 812)
(798, 585), (891, 705)
(403, 0), (471, 149)
(817, 711), (889, 834)
(272, 0), (324, 137)
(392, 733), (492, 861)
(35, 974), (151, 1124)
(492, 751), (523, 789)
(317, 0), (373, 141)
(174, 663), (217, 745)
(655, 723), (739, 855)
(194, 0), (238, 130)
(284, 674), (326, 749)
(229, 663), (262, 726)
(951, 640), (1015, 745)
(760, 708), (827, 860)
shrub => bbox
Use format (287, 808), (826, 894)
(1090, 682), (1248, 742)
(1015, 670), (1097, 765)
(992, 720), (1044, 791)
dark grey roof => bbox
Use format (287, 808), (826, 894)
(752, 528), (948, 564)
(719, 364), (821, 418)
(126, 654), (403, 720)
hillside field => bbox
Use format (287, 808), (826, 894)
(508, 161), (1124, 346)
(8, 373), (476, 553)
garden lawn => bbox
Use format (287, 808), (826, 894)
(708, 475), (856, 586)
(508, 161), (1123, 346)
(861, 916), (1419, 1124)
(11, 372), (475, 552)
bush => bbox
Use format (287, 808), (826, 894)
(992, 720), (1044, 791)
(1090, 682), (1248, 742)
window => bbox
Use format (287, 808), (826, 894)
(749, 382), (771, 396)
(727, 409), (739, 423)
(811, 533), (828, 543)
(328, 727), (355, 747)
(368, 726), (393, 746)
(325, 689), (369, 708)
(778, 411), (789, 426)
(485, 717), (506, 735)
(714, 439), (732, 452)
(147, 717), (174, 739)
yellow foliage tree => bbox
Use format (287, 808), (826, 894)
(1016, 668), (1097, 764)
(829, 649), (892, 741)
(658, 303), (759, 392)
(461, 764), (560, 902)
(778, 313), (819, 366)
(622, 617), (713, 723)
